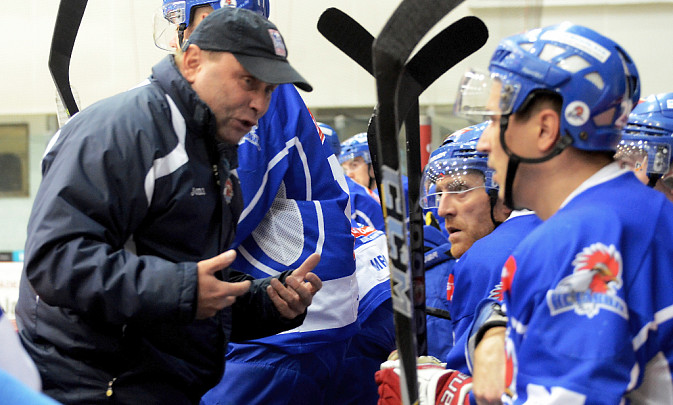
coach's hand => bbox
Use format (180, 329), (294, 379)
(196, 250), (251, 320)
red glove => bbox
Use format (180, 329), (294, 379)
(375, 366), (402, 405)
(435, 370), (472, 405)
(375, 351), (472, 405)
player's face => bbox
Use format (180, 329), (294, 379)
(186, 50), (276, 144)
(436, 171), (494, 258)
(477, 81), (509, 201)
(343, 157), (373, 189)
(477, 81), (532, 205)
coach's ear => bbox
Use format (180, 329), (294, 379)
(179, 44), (203, 84)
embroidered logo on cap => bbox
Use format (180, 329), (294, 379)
(268, 29), (286, 57)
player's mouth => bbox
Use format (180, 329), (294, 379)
(447, 227), (461, 241)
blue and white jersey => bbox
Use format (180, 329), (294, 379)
(232, 84), (358, 352)
(502, 164), (673, 404)
(447, 211), (541, 373)
(347, 177), (385, 231)
(351, 224), (391, 321)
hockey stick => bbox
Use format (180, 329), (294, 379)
(399, 17), (488, 362)
(372, 1), (468, 403)
(319, 3), (487, 390)
(49, 0), (88, 119)
(318, 9), (486, 126)
(317, 8), (375, 75)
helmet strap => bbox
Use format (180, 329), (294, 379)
(647, 173), (661, 188)
(498, 113), (573, 209)
(487, 188), (503, 227)
(177, 23), (187, 48)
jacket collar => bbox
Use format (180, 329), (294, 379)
(151, 55), (238, 169)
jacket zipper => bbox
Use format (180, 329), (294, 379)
(106, 378), (117, 397)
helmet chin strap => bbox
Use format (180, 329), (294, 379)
(487, 188), (503, 227)
(177, 23), (187, 48)
(498, 114), (573, 209)
(647, 173), (661, 188)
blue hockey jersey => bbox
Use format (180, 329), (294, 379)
(232, 84), (358, 352)
(347, 177), (385, 231)
(446, 211), (541, 373)
(424, 225), (454, 360)
(502, 164), (673, 404)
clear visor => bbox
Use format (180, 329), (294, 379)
(420, 158), (490, 209)
(615, 139), (671, 175)
(153, 2), (186, 51)
(454, 68), (521, 120)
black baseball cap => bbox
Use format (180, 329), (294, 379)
(186, 7), (312, 92)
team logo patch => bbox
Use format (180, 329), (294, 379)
(241, 125), (261, 151)
(223, 178), (234, 204)
(221, 0), (236, 7)
(546, 243), (628, 319)
(565, 101), (590, 127)
(268, 29), (287, 57)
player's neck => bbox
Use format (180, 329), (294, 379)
(517, 150), (610, 220)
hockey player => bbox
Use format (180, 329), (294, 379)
(419, 122), (505, 362)
(330, 222), (395, 405)
(154, 2), (359, 404)
(319, 122), (385, 230)
(420, 122), (542, 375)
(376, 124), (539, 405)
(340, 132), (381, 196)
(616, 92), (673, 202)
(455, 22), (673, 404)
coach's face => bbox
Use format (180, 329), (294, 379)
(181, 46), (276, 144)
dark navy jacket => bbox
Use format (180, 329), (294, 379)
(16, 56), (303, 404)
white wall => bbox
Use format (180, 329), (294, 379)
(4, 0), (673, 116)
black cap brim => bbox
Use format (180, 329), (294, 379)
(234, 54), (313, 92)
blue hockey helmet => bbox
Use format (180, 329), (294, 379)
(222, 0), (269, 18)
(455, 22), (640, 153)
(161, 0), (221, 28)
(339, 132), (371, 165)
(317, 122), (341, 157)
(420, 121), (496, 209)
(155, 1), (221, 50)
(155, 0), (269, 50)
(618, 93), (673, 186)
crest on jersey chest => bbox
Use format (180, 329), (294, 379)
(546, 243), (628, 319)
